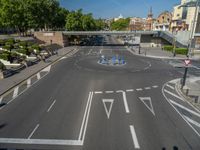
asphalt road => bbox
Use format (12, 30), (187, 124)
(0, 35), (200, 150)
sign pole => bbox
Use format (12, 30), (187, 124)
(181, 67), (188, 89)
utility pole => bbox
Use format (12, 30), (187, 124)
(181, 59), (191, 89)
(173, 36), (176, 57)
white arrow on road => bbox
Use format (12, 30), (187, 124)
(102, 99), (114, 119)
(139, 97), (155, 116)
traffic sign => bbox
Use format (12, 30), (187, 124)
(184, 59), (191, 66)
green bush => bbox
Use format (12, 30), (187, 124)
(0, 39), (5, 46)
(175, 48), (188, 55)
(0, 53), (9, 61)
(5, 38), (15, 44)
(2, 45), (12, 50)
(19, 41), (27, 47)
(163, 45), (173, 51)
(31, 44), (41, 51)
(16, 49), (27, 55)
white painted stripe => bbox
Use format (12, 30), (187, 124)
(183, 115), (200, 128)
(0, 97), (2, 104)
(164, 89), (184, 101)
(94, 91), (103, 94)
(136, 88), (143, 91)
(166, 84), (175, 90)
(170, 100), (200, 118)
(47, 100), (56, 112)
(152, 85), (159, 88)
(0, 138), (82, 146)
(130, 125), (140, 149)
(105, 91), (114, 94)
(28, 124), (39, 139)
(37, 73), (41, 80)
(27, 78), (31, 88)
(82, 92), (93, 143)
(144, 87), (151, 90)
(42, 65), (51, 72)
(78, 92), (91, 140)
(12, 87), (19, 98)
(117, 90), (130, 113)
(126, 89), (134, 92)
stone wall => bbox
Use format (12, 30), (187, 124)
(34, 32), (69, 47)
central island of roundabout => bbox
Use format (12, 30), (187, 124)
(98, 55), (126, 67)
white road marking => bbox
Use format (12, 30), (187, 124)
(42, 65), (51, 72)
(144, 87), (151, 90)
(28, 124), (40, 139)
(100, 49), (103, 54)
(183, 115), (200, 128)
(166, 84), (175, 90)
(81, 92), (93, 144)
(116, 90), (130, 113)
(152, 85), (158, 88)
(47, 100), (56, 112)
(37, 73), (41, 80)
(0, 97), (2, 104)
(102, 99), (114, 119)
(170, 100), (200, 118)
(136, 88), (143, 91)
(139, 97), (155, 116)
(27, 78), (31, 88)
(12, 87), (19, 99)
(105, 91), (114, 94)
(126, 89), (134, 92)
(164, 89), (184, 101)
(130, 125), (140, 149)
(0, 138), (82, 146)
(94, 91), (103, 94)
(162, 84), (200, 137)
(78, 92), (91, 140)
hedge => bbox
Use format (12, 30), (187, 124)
(163, 45), (173, 51)
(163, 45), (188, 55)
(0, 53), (9, 61)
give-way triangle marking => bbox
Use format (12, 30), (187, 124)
(139, 97), (155, 116)
(102, 99), (114, 119)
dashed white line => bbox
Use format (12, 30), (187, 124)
(144, 87), (151, 90)
(105, 91), (114, 94)
(183, 115), (200, 128)
(164, 89), (184, 101)
(166, 84), (175, 90)
(116, 90), (130, 113)
(152, 85), (159, 88)
(126, 89), (134, 92)
(28, 124), (40, 139)
(130, 125), (140, 149)
(27, 79), (31, 88)
(47, 100), (56, 112)
(136, 88), (143, 91)
(94, 91), (103, 94)
(170, 100), (200, 118)
(37, 73), (41, 80)
(12, 87), (19, 99)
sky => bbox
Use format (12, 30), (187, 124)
(59, 0), (180, 19)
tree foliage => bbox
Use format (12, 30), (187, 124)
(111, 18), (130, 31)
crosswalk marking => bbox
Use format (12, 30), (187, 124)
(164, 89), (184, 101)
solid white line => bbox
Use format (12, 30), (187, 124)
(12, 86), (19, 98)
(0, 138), (82, 146)
(166, 84), (175, 90)
(144, 87), (151, 90)
(78, 92), (91, 140)
(117, 90), (130, 113)
(136, 88), (143, 91)
(170, 100), (200, 118)
(94, 91), (103, 94)
(130, 125), (140, 149)
(126, 89), (134, 92)
(152, 85), (159, 88)
(162, 84), (200, 137)
(183, 115), (200, 128)
(37, 73), (41, 80)
(164, 89), (184, 101)
(47, 100), (56, 112)
(27, 78), (31, 88)
(105, 91), (114, 94)
(28, 124), (40, 139)
(82, 92), (93, 143)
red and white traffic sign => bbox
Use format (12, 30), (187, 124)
(184, 59), (191, 66)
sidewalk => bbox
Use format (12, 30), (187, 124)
(0, 46), (77, 96)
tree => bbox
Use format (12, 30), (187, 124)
(81, 13), (96, 31)
(111, 18), (130, 31)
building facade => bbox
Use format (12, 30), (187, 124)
(129, 17), (145, 31)
(145, 7), (154, 31)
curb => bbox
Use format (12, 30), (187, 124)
(174, 78), (200, 113)
(0, 48), (78, 98)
